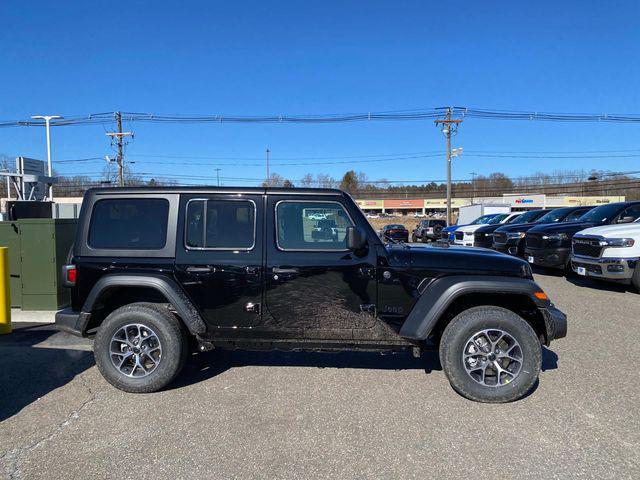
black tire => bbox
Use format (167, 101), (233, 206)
(439, 306), (541, 403)
(94, 302), (189, 393)
(411, 233), (418, 242)
(421, 233), (430, 243)
(632, 266), (640, 292)
(433, 224), (443, 238)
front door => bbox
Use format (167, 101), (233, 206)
(175, 193), (263, 330)
(263, 195), (377, 335)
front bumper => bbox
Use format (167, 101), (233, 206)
(540, 305), (567, 343)
(55, 307), (91, 337)
(454, 237), (474, 247)
(571, 255), (638, 282)
(493, 239), (522, 255)
(474, 236), (494, 249)
(525, 247), (571, 269)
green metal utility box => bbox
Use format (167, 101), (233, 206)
(0, 222), (23, 308)
(0, 219), (77, 310)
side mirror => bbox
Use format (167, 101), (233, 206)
(617, 216), (635, 224)
(346, 226), (367, 250)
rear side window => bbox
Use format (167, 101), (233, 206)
(186, 199), (255, 250)
(88, 198), (169, 250)
(276, 201), (354, 250)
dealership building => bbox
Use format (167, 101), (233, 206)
(355, 194), (626, 215)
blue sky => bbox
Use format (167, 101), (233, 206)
(1, 0), (639, 186)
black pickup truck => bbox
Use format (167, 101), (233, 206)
(56, 187), (566, 403)
(525, 201), (640, 270)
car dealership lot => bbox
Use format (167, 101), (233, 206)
(1, 272), (639, 479)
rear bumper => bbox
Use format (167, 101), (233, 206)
(525, 247), (571, 269)
(571, 255), (637, 282)
(540, 305), (567, 343)
(55, 307), (91, 337)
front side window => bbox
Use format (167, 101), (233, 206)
(186, 199), (255, 249)
(88, 198), (169, 250)
(277, 201), (354, 250)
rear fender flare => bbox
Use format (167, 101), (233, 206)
(81, 274), (207, 335)
(399, 275), (548, 340)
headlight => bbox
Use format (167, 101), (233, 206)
(506, 232), (525, 239)
(542, 233), (569, 241)
(603, 238), (635, 247)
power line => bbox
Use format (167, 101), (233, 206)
(3, 106), (640, 128)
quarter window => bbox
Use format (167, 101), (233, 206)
(186, 199), (255, 249)
(88, 198), (169, 250)
(276, 201), (354, 250)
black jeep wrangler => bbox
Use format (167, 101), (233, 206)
(56, 187), (566, 403)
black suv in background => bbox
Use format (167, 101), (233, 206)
(492, 209), (553, 256)
(525, 202), (640, 270)
(56, 187), (567, 403)
(411, 219), (447, 242)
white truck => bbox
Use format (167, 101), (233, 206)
(456, 203), (511, 226)
(453, 212), (522, 247)
(571, 219), (640, 290)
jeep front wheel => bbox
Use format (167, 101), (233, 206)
(439, 306), (541, 403)
(94, 303), (188, 393)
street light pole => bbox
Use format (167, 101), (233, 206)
(214, 168), (221, 186)
(31, 115), (62, 201)
(265, 148), (270, 186)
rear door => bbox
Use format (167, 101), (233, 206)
(175, 193), (264, 329)
(263, 195), (377, 335)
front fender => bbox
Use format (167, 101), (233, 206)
(399, 275), (550, 340)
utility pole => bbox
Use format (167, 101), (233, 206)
(435, 108), (463, 226)
(214, 168), (221, 186)
(265, 148), (270, 186)
(470, 172), (477, 203)
(106, 112), (133, 187)
(31, 114), (62, 200)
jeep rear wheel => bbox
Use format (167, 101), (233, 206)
(439, 306), (541, 403)
(94, 303), (188, 393)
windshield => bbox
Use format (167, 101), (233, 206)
(469, 214), (497, 225)
(513, 210), (544, 223)
(487, 214), (508, 225)
(386, 224), (405, 230)
(577, 204), (623, 223)
(507, 214), (524, 223)
(536, 208), (571, 224)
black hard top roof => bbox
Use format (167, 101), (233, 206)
(86, 186), (348, 197)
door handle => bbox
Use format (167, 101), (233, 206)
(186, 266), (215, 274)
(272, 267), (299, 274)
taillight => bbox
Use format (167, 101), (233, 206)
(62, 265), (76, 287)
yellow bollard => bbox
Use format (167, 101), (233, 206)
(0, 247), (11, 334)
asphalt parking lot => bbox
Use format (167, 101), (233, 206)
(1, 271), (639, 479)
